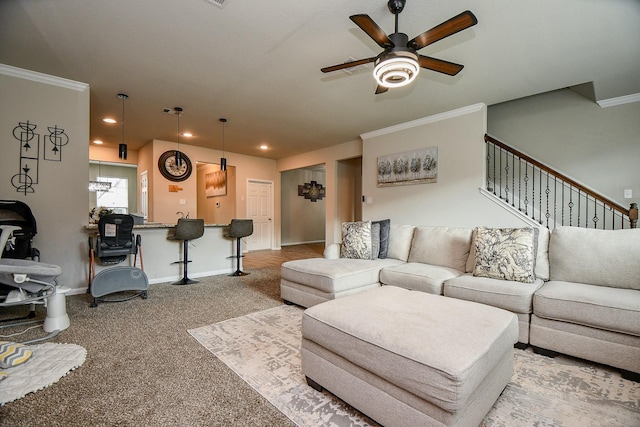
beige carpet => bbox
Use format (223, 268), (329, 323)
(190, 305), (640, 427)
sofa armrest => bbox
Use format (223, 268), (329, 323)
(324, 243), (341, 259)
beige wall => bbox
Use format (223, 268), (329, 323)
(488, 88), (640, 207)
(0, 64), (90, 290)
(361, 104), (532, 229)
(138, 139), (277, 235)
(281, 169), (326, 245)
(196, 163), (236, 224)
(277, 139), (362, 245)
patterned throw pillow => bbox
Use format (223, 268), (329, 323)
(473, 227), (537, 283)
(0, 341), (33, 369)
(0, 371), (6, 382)
(341, 221), (373, 260)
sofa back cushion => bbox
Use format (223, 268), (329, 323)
(549, 226), (640, 289)
(387, 225), (415, 262)
(408, 226), (472, 271)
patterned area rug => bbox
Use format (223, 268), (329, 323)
(189, 305), (640, 427)
(0, 342), (86, 405)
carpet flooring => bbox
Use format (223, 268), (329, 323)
(189, 304), (640, 427)
(0, 243), (638, 426)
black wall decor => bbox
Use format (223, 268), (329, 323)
(11, 120), (69, 195)
(298, 181), (326, 202)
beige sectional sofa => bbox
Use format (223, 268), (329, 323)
(281, 223), (640, 380)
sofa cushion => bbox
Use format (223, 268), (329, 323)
(549, 227), (640, 290)
(387, 224), (415, 261)
(407, 226), (472, 271)
(281, 258), (403, 294)
(444, 273), (545, 314)
(466, 227), (550, 281)
(472, 227), (537, 283)
(340, 221), (372, 260)
(380, 263), (463, 295)
(534, 280), (640, 337)
(373, 219), (391, 258)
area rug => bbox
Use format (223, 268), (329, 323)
(0, 342), (86, 405)
(189, 305), (640, 427)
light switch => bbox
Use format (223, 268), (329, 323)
(624, 189), (632, 199)
(366, 196), (373, 204)
(179, 199), (186, 205)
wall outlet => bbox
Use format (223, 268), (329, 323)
(179, 199), (186, 205)
(624, 189), (633, 199)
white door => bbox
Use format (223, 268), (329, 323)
(247, 180), (273, 251)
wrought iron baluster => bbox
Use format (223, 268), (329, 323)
(504, 151), (510, 203)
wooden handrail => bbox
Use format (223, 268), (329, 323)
(485, 134), (631, 217)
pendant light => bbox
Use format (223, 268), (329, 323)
(219, 118), (227, 171)
(118, 93), (128, 159)
(174, 107), (184, 166)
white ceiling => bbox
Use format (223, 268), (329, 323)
(1, 0), (639, 160)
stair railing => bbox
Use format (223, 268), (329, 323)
(485, 134), (637, 229)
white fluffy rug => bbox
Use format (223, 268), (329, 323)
(0, 342), (86, 405)
(189, 305), (640, 427)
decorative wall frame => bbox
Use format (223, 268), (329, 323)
(298, 180), (325, 202)
(377, 146), (438, 187)
(205, 170), (227, 197)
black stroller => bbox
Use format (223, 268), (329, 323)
(0, 200), (40, 260)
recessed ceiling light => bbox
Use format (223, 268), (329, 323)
(103, 118), (117, 124)
(182, 132), (193, 138)
(93, 140), (103, 145)
(259, 144), (269, 150)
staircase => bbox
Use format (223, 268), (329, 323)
(484, 134), (637, 230)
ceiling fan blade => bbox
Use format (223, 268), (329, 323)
(418, 55), (464, 76)
(375, 85), (389, 95)
(409, 10), (478, 50)
(321, 57), (375, 73)
(350, 14), (393, 48)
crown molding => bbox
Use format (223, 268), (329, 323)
(597, 93), (640, 108)
(361, 103), (486, 140)
(0, 63), (88, 92)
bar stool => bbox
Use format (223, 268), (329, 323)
(224, 219), (253, 276)
(168, 218), (205, 285)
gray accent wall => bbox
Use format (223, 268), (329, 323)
(488, 89), (639, 207)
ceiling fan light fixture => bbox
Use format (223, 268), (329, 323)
(373, 51), (419, 88)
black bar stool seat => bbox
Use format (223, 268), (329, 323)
(224, 219), (253, 276)
(168, 218), (205, 285)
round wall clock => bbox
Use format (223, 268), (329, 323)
(158, 150), (192, 182)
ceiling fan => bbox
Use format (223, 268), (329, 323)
(321, 0), (478, 94)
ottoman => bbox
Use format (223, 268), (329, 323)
(280, 257), (404, 308)
(301, 286), (518, 427)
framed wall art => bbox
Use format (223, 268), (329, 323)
(205, 170), (227, 197)
(377, 146), (438, 187)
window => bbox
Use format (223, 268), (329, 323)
(96, 177), (129, 213)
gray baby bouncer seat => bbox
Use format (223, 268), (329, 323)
(88, 214), (148, 307)
(0, 200), (70, 343)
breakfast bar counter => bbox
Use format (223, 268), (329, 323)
(85, 223), (236, 284)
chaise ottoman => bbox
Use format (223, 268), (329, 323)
(280, 257), (404, 308)
(301, 286), (518, 427)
